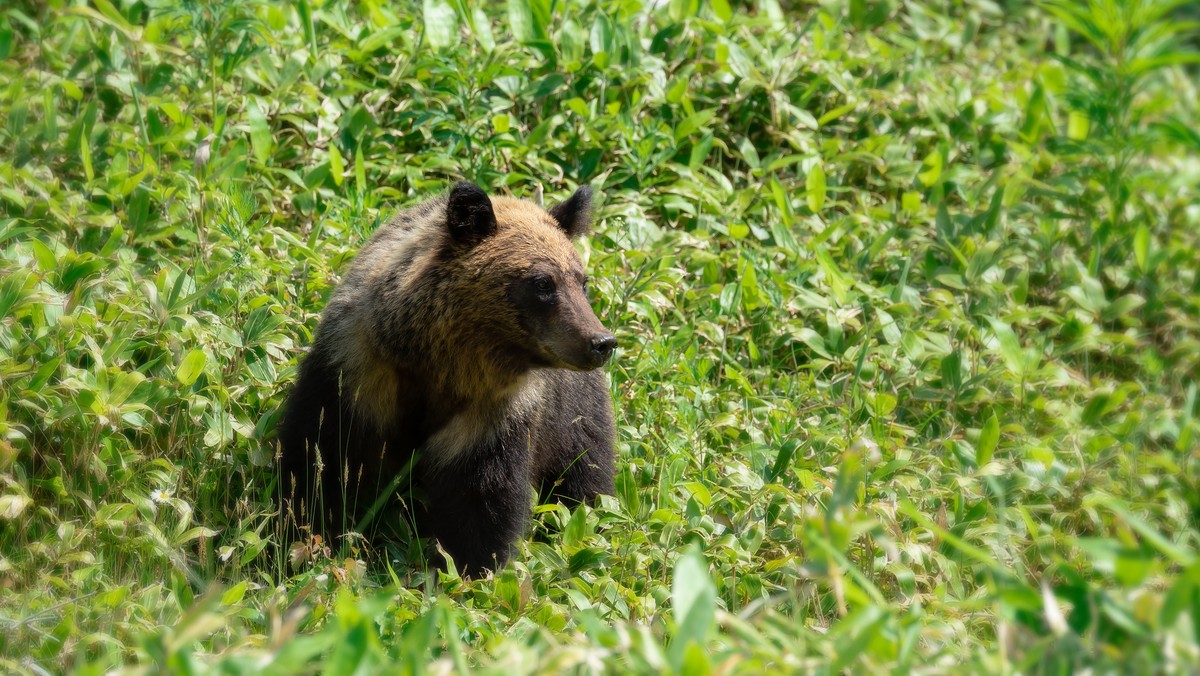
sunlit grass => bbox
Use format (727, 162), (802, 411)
(0, 0), (1198, 672)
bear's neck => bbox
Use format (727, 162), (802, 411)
(416, 368), (546, 470)
(423, 343), (536, 410)
(361, 299), (538, 432)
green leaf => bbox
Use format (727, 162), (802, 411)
(670, 549), (716, 667)
(589, 14), (612, 67)
(739, 256), (764, 311)
(221, 582), (247, 606)
(977, 413), (999, 466)
(589, 13), (613, 54)
(358, 27), (407, 54)
(0, 269), (29, 321)
(738, 136), (761, 171)
(711, 0), (733, 22)
(1134, 224), (1150, 272)
(176, 349), (206, 387)
(562, 504), (589, 547)
(615, 465), (640, 517)
(0, 25), (12, 61)
(246, 99), (272, 164)
(325, 617), (372, 675)
(988, 318), (1031, 377)
(90, 0), (138, 38)
(103, 369), (146, 407)
(1067, 110), (1089, 140)
(1102, 294), (1144, 323)
(669, 0), (700, 22)
(814, 245), (848, 304)
(759, 0), (784, 27)
(818, 102), (856, 127)
(918, 149), (942, 187)
(681, 643), (711, 675)
(689, 134), (714, 169)
(423, 0), (458, 50)
(80, 132), (94, 183)
(355, 143), (366, 194)
(0, 494), (31, 520)
(674, 109), (716, 142)
(31, 239), (56, 272)
(297, 0), (317, 55)
(806, 162), (826, 212)
(328, 143), (344, 187)
(560, 19), (585, 65)
(508, 0), (545, 43)
(565, 98), (588, 117)
(492, 113), (510, 134)
(470, 8), (494, 52)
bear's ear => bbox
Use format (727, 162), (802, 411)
(447, 181), (497, 244)
(548, 186), (594, 239)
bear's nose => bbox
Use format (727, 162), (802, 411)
(590, 333), (617, 363)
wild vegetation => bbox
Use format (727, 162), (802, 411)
(1, 0), (1198, 672)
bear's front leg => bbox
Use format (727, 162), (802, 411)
(532, 370), (616, 506)
(419, 434), (531, 577)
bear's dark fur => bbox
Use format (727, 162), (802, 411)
(276, 182), (616, 576)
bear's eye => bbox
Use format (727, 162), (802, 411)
(533, 276), (555, 295)
(581, 277), (590, 293)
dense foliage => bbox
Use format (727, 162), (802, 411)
(1, 0), (1198, 672)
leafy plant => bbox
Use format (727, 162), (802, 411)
(0, 0), (1197, 673)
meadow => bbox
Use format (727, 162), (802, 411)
(1, 0), (1199, 672)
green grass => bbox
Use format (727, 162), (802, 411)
(1, 0), (1199, 672)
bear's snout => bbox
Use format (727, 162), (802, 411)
(589, 333), (617, 366)
(549, 327), (616, 371)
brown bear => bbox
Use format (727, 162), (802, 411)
(276, 181), (616, 576)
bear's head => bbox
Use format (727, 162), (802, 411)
(444, 181), (616, 373)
